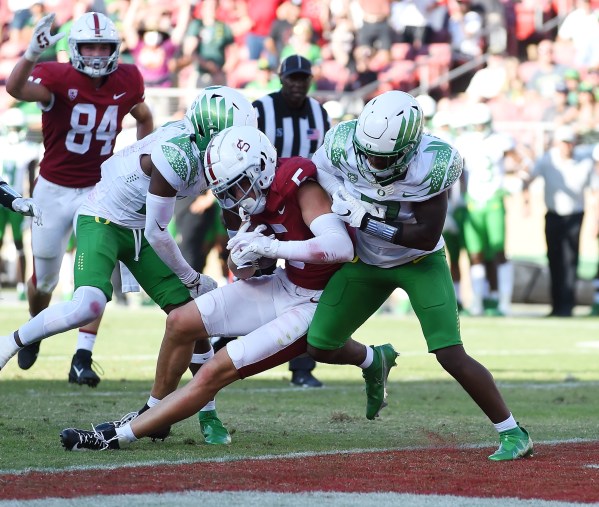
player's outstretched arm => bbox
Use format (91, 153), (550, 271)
(144, 160), (217, 297)
(0, 180), (42, 225)
(6, 13), (63, 105)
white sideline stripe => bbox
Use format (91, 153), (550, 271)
(0, 491), (595, 507)
(1, 438), (597, 476)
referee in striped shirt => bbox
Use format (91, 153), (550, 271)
(252, 54), (331, 388)
(253, 55), (331, 159)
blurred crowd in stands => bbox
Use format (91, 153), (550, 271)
(1, 1), (598, 127)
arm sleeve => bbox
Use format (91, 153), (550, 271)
(144, 192), (197, 285)
(275, 213), (354, 264)
(0, 180), (21, 209)
(312, 145), (342, 196)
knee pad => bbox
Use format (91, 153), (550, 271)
(72, 286), (106, 321)
(37, 287), (107, 337)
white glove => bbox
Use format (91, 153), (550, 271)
(227, 223), (268, 252)
(331, 187), (384, 228)
(230, 245), (262, 268)
(12, 198), (42, 226)
(24, 13), (65, 62)
(245, 235), (279, 259)
(184, 272), (218, 299)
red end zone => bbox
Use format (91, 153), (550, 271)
(2, 442), (598, 503)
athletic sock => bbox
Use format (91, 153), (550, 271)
(359, 345), (374, 369)
(494, 413), (518, 433)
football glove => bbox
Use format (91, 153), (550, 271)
(184, 272), (218, 299)
(331, 187), (384, 228)
(12, 197), (42, 226)
(227, 222), (268, 252)
(230, 245), (262, 269)
(24, 13), (65, 62)
(245, 235), (279, 259)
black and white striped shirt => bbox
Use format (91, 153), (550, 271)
(253, 92), (331, 159)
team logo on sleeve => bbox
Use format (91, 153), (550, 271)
(68, 89), (78, 101)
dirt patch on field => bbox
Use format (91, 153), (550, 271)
(1, 442), (598, 503)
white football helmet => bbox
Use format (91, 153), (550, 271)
(467, 102), (493, 136)
(1, 108), (27, 144)
(415, 94), (437, 119)
(69, 12), (121, 77)
(354, 90), (424, 186)
(185, 86), (257, 159)
(205, 126), (276, 216)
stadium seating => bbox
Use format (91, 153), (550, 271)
(226, 59), (260, 89)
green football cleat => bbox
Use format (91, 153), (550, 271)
(488, 425), (533, 461)
(199, 410), (231, 445)
(362, 344), (399, 420)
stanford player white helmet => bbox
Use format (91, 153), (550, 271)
(69, 12), (121, 77)
(204, 126), (277, 215)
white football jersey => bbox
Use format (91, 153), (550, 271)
(455, 131), (513, 204)
(313, 120), (462, 268)
(79, 119), (207, 228)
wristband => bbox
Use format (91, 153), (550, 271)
(24, 47), (41, 63)
(359, 214), (403, 244)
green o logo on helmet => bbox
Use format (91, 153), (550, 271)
(187, 87), (236, 156)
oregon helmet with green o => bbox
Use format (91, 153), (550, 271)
(185, 86), (257, 159)
(353, 90), (424, 186)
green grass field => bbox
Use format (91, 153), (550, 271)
(1, 299), (598, 472)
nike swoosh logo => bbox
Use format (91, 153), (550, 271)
(113, 92), (126, 100)
(402, 192), (419, 198)
(73, 366), (84, 378)
(155, 220), (166, 232)
(339, 210), (351, 216)
(278, 206), (285, 214)
(309, 297), (319, 303)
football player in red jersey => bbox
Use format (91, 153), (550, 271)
(6, 12), (154, 386)
(58, 126), (395, 451)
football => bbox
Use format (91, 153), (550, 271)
(246, 221), (275, 237)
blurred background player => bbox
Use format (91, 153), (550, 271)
(454, 103), (516, 316)
(0, 107), (39, 300)
(5, 12), (154, 386)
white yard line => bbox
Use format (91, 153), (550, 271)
(0, 491), (596, 507)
